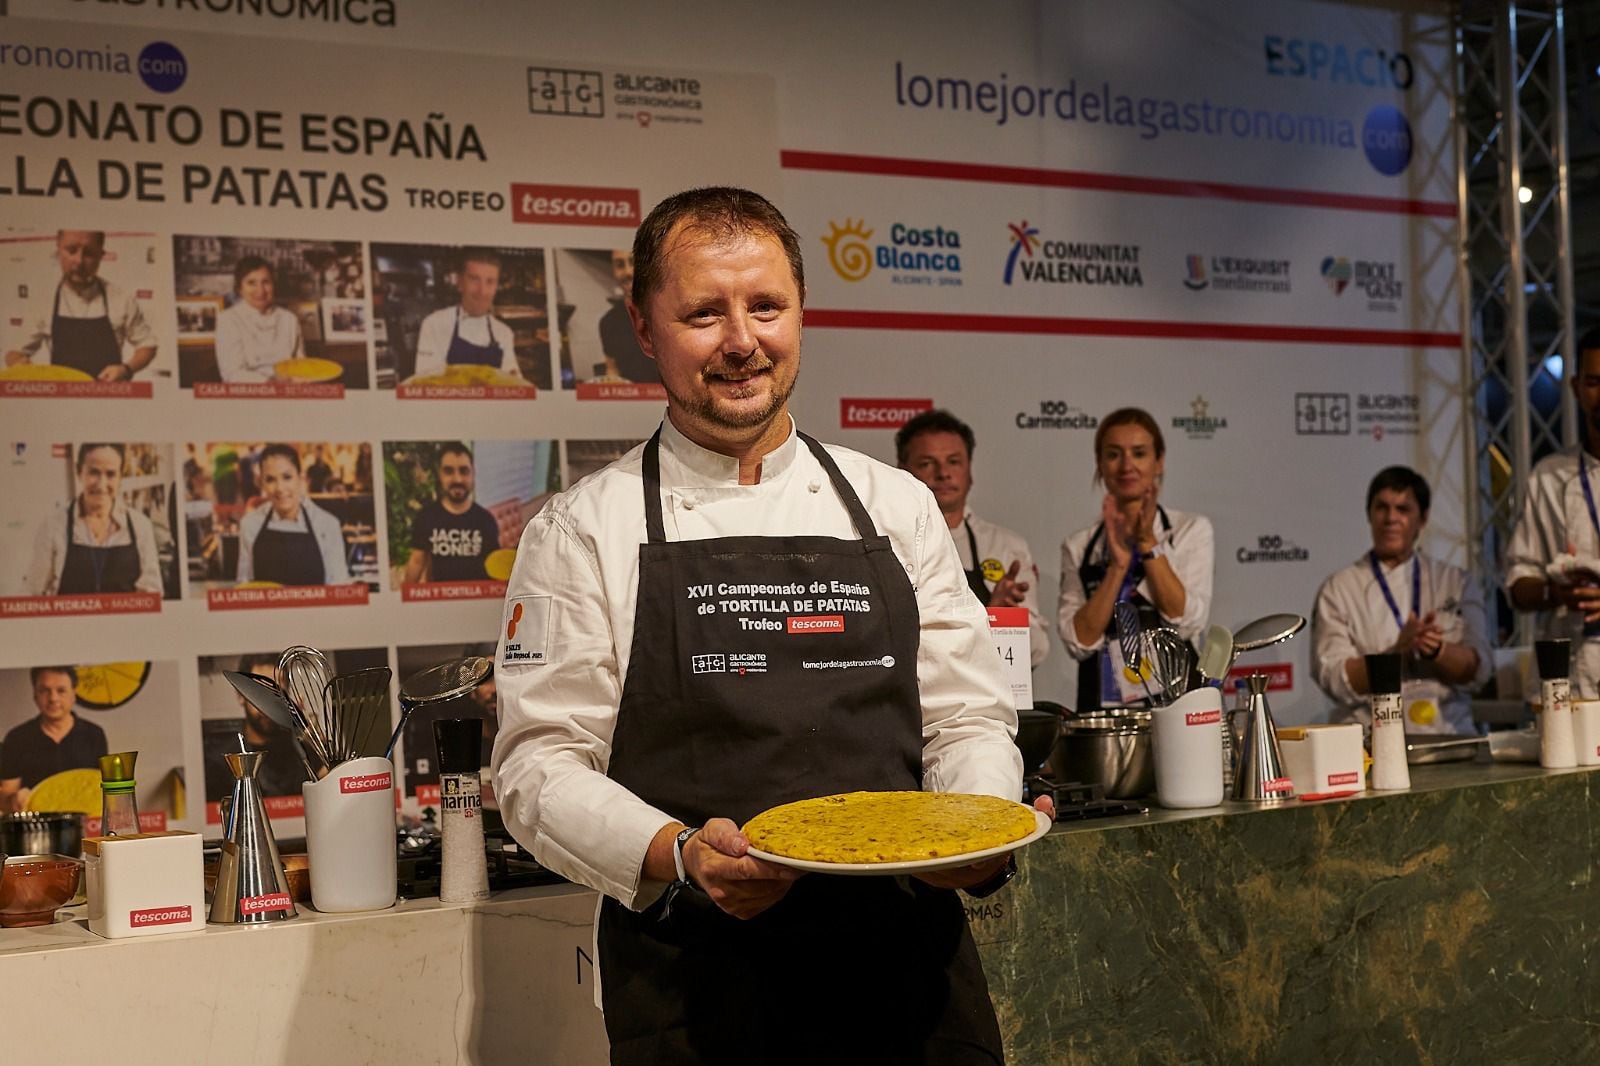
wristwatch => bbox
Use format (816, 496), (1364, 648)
(1139, 542), (1166, 562)
(672, 825), (701, 887)
(964, 855), (1017, 899)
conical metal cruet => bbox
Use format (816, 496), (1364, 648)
(209, 749), (297, 924)
(1230, 673), (1296, 802)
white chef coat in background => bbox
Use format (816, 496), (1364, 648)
(12, 279), (155, 363)
(951, 508), (1051, 667)
(491, 416), (1022, 912)
(1312, 552), (1493, 733)
(412, 306), (519, 378)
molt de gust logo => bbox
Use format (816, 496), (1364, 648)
(1321, 256), (1352, 295)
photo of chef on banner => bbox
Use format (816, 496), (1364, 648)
(0, 442), (179, 618)
(563, 438), (645, 486)
(0, 660), (181, 833)
(369, 242), (549, 396)
(383, 439), (558, 601)
(197, 646), (391, 827)
(395, 640), (497, 811)
(1, 230), (167, 397)
(182, 440), (378, 609)
(172, 235), (370, 396)
(551, 247), (666, 400)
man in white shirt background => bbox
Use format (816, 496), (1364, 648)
(410, 249), (521, 380)
(895, 408), (1050, 667)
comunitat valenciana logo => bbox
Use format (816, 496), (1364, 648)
(821, 218), (962, 286)
(1003, 221), (1141, 287)
(0, 39), (189, 93)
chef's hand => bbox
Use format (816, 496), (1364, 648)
(97, 362), (131, 382)
(684, 817), (802, 920)
(1391, 615), (1426, 656)
(1411, 613), (1444, 659)
(1101, 494), (1133, 571)
(915, 794), (1053, 891)
(1131, 485), (1160, 555)
(1558, 570), (1600, 621)
(988, 560), (1030, 608)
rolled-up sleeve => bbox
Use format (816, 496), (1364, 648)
(1057, 530), (1102, 660)
(913, 495), (1022, 801)
(1164, 515), (1214, 642)
(491, 510), (675, 910)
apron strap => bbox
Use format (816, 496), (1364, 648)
(640, 427), (882, 545)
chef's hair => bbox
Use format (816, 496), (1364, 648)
(237, 651), (278, 675)
(29, 665), (78, 690)
(1365, 466), (1431, 516)
(75, 442), (125, 469)
(436, 441), (473, 470)
(460, 249), (501, 272)
(894, 409), (975, 466)
(56, 230), (105, 247)
(232, 255), (275, 291)
(1092, 408), (1164, 484)
(1577, 327), (1600, 374)
(630, 187), (804, 313)
(258, 443), (302, 472)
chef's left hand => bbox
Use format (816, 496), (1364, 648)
(987, 560), (1030, 608)
(97, 362), (131, 382)
(914, 794), (1053, 891)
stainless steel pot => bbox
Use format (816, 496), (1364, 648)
(1049, 708), (1155, 799)
(0, 812), (86, 858)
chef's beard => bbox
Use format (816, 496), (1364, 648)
(666, 358), (799, 431)
(444, 484), (471, 504)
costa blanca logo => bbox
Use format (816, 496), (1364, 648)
(1321, 256), (1352, 295)
(1295, 392), (1351, 435)
(823, 217), (962, 286)
(1171, 395), (1228, 440)
(1237, 534), (1309, 564)
(510, 184), (640, 226)
(840, 397), (934, 429)
(1004, 224), (1141, 287)
(528, 67), (604, 118)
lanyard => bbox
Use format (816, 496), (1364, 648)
(1581, 454), (1600, 542)
(1369, 551), (1421, 629)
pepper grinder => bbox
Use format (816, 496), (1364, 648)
(1366, 653), (1409, 790)
(1535, 638), (1576, 768)
(209, 750), (296, 924)
(433, 718), (489, 904)
(98, 751), (141, 836)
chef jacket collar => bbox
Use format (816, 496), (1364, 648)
(74, 496), (128, 533)
(659, 412), (799, 487)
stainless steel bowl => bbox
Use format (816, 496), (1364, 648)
(0, 812), (86, 858)
(1049, 708), (1155, 799)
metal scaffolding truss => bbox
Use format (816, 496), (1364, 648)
(1456, 1), (1576, 637)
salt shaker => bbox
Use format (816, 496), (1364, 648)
(433, 718), (489, 904)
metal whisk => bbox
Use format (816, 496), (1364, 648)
(279, 645), (335, 770)
(1112, 600), (1155, 703)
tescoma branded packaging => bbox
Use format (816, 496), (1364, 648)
(1277, 724), (1365, 796)
(84, 830), (206, 939)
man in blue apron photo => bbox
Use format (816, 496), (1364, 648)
(493, 187), (1051, 1064)
(409, 249), (523, 381)
(4, 230), (158, 381)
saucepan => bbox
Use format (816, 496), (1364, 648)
(1015, 703), (1066, 773)
(1049, 707), (1155, 799)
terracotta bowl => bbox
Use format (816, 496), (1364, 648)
(0, 855), (83, 928)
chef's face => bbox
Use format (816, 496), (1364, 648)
(1368, 487), (1426, 560)
(630, 226), (802, 444)
(57, 231), (105, 289)
(32, 670), (76, 724)
(1574, 346), (1600, 442)
(902, 430), (972, 516)
(438, 450), (475, 505)
(238, 266), (275, 312)
(260, 454), (305, 519)
(1098, 424), (1163, 502)
(611, 250), (634, 289)
(76, 447), (123, 510)
(237, 662), (281, 737)
(458, 259), (500, 317)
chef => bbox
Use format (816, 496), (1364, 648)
(401, 442), (503, 583)
(0, 666), (109, 814)
(492, 187), (1043, 1064)
(213, 256), (306, 383)
(411, 249), (521, 380)
(1312, 466), (1492, 733)
(1507, 330), (1600, 698)
(27, 442), (162, 596)
(5, 230), (157, 381)
(598, 247), (660, 385)
(895, 408), (1050, 666)
(235, 443), (351, 586)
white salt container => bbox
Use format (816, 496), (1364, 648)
(84, 830), (206, 939)
(1277, 724), (1365, 796)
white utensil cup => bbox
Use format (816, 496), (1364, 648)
(1150, 688), (1225, 809)
(303, 756), (397, 913)
(1573, 700), (1600, 767)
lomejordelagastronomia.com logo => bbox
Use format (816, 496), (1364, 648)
(821, 218), (963, 287)
(1322, 255), (1402, 311)
(1183, 254), (1290, 295)
(0, 39), (189, 93)
(1004, 222), (1142, 287)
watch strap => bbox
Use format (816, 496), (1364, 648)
(964, 854), (1017, 899)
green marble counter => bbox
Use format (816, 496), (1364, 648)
(976, 760), (1599, 1064)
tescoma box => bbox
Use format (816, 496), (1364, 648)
(1277, 723), (1366, 795)
(84, 830), (205, 939)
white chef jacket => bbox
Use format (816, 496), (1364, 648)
(412, 305), (519, 378)
(213, 302), (305, 383)
(26, 500), (161, 595)
(1057, 508), (1214, 658)
(491, 415), (1022, 914)
(1312, 552), (1493, 733)
(235, 498), (352, 584)
(949, 507), (1050, 667)
(12, 278), (156, 362)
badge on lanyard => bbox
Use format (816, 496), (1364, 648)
(981, 558), (1005, 583)
(1406, 699), (1438, 726)
(1369, 551), (1421, 630)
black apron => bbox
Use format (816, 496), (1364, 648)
(1074, 507), (1197, 710)
(598, 429), (1004, 1065)
(445, 307), (504, 367)
(250, 506), (326, 586)
(57, 504), (142, 594)
(961, 521), (993, 606)
(50, 281), (122, 377)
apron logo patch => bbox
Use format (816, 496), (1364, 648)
(800, 655), (897, 671)
(981, 558), (1006, 583)
(692, 654), (726, 674)
(500, 595), (551, 667)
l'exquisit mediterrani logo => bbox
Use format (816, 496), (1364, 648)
(822, 217), (962, 286)
(0, 38), (188, 93)
(822, 219), (875, 282)
(1003, 221), (1040, 285)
